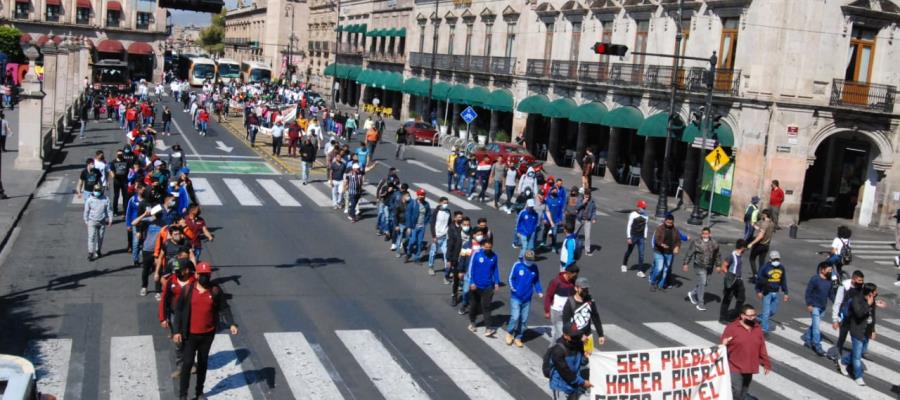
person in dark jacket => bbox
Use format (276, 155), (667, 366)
(548, 324), (593, 399)
(649, 214), (681, 291)
(172, 262), (239, 400)
(575, 191), (597, 256)
(839, 283), (882, 385)
(445, 211), (464, 288)
(802, 262), (833, 356)
(561, 277), (605, 352)
(299, 138), (317, 184)
(754, 251), (789, 333)
(392, 189), (411, 256)
(404, 188), (432, 263)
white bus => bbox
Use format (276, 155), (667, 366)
(215, 58), (240, 84)
(241, 61), (272, 83)
(188, 57), (217, 86)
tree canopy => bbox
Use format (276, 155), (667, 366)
(0, 25), (25, 63)
(199, 9), (226, 56)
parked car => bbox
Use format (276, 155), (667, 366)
(402, 121), (438, 144)
(305, 91), (326, 108)
(0, 354), (57, 400)
(472, 143), (536, 174)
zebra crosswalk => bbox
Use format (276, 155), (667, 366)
(21, 318), (900, 399)
(804, 239), (898, 267)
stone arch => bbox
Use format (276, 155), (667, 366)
(808, 123), (893, 171)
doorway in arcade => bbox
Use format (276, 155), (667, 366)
(680, 121), (736, 215)
(635, 112), (687, 194)
(801, 131), (881, 222)
(126, 42), (155, 82)
(602, 106), (645, 186)
(571, 102), (609, 178)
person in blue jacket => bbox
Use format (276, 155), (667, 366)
(506, 250), (542, 347)
(404, 188), (432, 263)
(125, 184), (147, 267)
(467, 240), (500, 336)
(548, 324), (592, 398)
(559, 224), (578, 272)
(515, 199), (540, 258)
(453, 152), (468, 192)
(542, 187), (565, 252)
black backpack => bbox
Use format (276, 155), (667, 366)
(839, 239), (852, 265)
(542, 342), (561, 378)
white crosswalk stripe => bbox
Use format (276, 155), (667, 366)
(406, 159), (439, 172)
(265, 332), (345, 400)
(473, 328), (552, 397)
(807, 239), (897, 265)
(192, 177), (224, 206)
(257, 179), (301, 207)
(223, 178), (262, 206)
(792, 318), (900, 384)
(109, 336), (160, 400)
(206, 334), (254, 399)
(336, 330), (430, 400)
(646, 322), (826, 400)
(36, 177), (66, 201)
(292, 181), (334, 207)
(415, 183), (481, 210)
(404, 328), (515, 400)
(698, 321), (891, 400)
(25, 338), (72, 400)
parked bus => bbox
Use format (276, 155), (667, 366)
(241, 61), (272, 83)
(216, 58), (240, 84)
(188, 57), (216, 86)
(91, 59), (130, 93)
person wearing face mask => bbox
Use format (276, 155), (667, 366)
(169, 144), (186, 179)
(829, 270), (871, 363)
(506, 250), (543, 347)
(445, 211), (464, 288)
(802, 262), (834, 356)
(466, 240), (501, 336)
(546, 324), (593, 399)
(83, 183), (113, 261)
(683, 227), (721, 312)
(110, 150), (130, 216)
(76, 158), (103, 204)
(428, 197), (451, 276)
(561, 277), (606, 355)
(754, 251), (789, 333)
(718, 240), (748, 323)
(134, 206), (164, 296)
(158, 259), (195, 379)
(544, 264), (579, 341)
(403, 188), (431, 263)
(516, 165), (539, 199)
(392, 190), (411, 254)
(125, 183), (148, 264)
(452, 217), (473, 308)
(542, 187), (565, 252)
(515, 199), (540, 258)
(839, 283), (884, 385)
(172, 262), (239, 400)
(649, 213), (681, 291)
(155, 224), (196, 298)
(720, 304), (771, 400)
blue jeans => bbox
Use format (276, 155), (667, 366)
(493, 181), (502, 206)
(131, 229), (141, 263)
(394, 224), (407, 254)
(199, 121), (208, 133)
(649, 252), (673, 288)
(193, 248), (202, 261)
(541, 223), (560, 249)
(516, 232), (535, 258)
(163, 120), (171, 134)
(428, 236), (448, 269)
(79, 122), (86, 138)
(841, 337), (869, 379)
(802, 307), (824, 351)
(376, 204), (388, 232)
(406, 226), (426, 261)
(454, 173), (466, 190)
(447, 172), (454, 191)
(759, 292), (780, 332)
(506, 297), (531, 339)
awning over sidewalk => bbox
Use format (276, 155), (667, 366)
(682, 121), (734, 147)
(483, 89), (513, 112)
(569, 102), (608, 124)
(637, 112), (684, 138)
(97, 39), (124, 53)
(127, 41), (153, 55)
(602, 106), (644, 130)
(430, 81), (451, 100)
(543, 98), (577, 119)
(516, 94), (550, 114)
(402, 78), (427, 96)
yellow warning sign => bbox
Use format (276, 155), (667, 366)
(705, 146), (731, 172)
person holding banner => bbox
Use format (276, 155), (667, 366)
(721, 304), (771, 400)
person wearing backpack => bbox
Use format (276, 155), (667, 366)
(743, 196), (760, 242)
(827, 225), (852, 282)
(559, 224), (581, 272)
(829, 270), (865, 363)
(544, 324), (593, 399)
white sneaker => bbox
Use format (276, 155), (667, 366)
(390, 244), (397, 250)
(154, 293), (161, 301)
(688, 291), (698, 305)
(621, 265), (627, 273)
(636, 271), (646, 278)
(894, 280), (900, 287)
(855, 377), (865, 386)
(140, 287), (148, 296)
(838, 358), (849, 376)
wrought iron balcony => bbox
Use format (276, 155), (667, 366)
(434, 54), (452, 70)
(451, 56), (468, 71)
(609, 63), (645, 86)
(490, 57), (515, 75)
(577, 61), (609, 83)
(550, 60), (577, 80)
(829, 79), (895, 113)
(526, 59), (549, 77)
(468, 55), (489, 74)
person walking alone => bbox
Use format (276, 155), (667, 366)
(683, 227), (721, 311)
(84, 184), (112, 261)
(649, 214), (680, 291)
(719, 239), (748, 323)
(299, 138), (317, 185)
(802, 262), (833, 356)
(721, 304), (771, 399)
(575, 191), (596, 256)
(754, 251), (789, 334)
(769, 180), (784, 229)
(623, 200), (648, 274)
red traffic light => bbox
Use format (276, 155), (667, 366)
(592, 42), (628, 56)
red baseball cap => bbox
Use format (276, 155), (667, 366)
(416, 188), (426, 197)
(636, 199), (647, 209)
(196, 262), (213, 274)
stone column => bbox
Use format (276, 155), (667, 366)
(451, 103), (460, 136)
(488, 109), (499, 142)
(641, 137), (656, 192)
(548, 117), (562, 166)
(65, 36), (78, 107)
(39, 42), (58, 132)
(605, 127), (621, 182)
(15, 46), (45, 170)
(79, 36), (91, 88)
(575, 123), (588, 169)
(55, 43), (69, 130)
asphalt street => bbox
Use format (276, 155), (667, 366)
(1, 96), (899, 399)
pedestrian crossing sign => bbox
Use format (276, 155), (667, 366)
(705, 146), (730, 172)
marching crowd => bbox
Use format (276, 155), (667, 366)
(72, 75), (894, 399)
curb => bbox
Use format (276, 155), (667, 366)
(218, 119), (332, 177)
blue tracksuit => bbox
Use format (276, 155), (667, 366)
(508, 260), (542, 302)
(559, 233), (578, 270)
(516, 208), (539, 236)
(468, 248), (500, 289)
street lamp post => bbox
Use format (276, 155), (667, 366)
(332, 0), (342, 109)
(686, 54), (718, 226)
(654, 0), (683, 218)
(425, 0), (439, 124)
(285, 3), (295, 83)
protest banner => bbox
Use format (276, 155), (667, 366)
(591, 345), (731, 400)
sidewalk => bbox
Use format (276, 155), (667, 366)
(0, 109), (57, 254)
(219, 117), (329, 177)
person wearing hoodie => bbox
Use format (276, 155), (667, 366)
(542, 187), (565, 252)
(467, 240), (501, 336)
(547, 324), (593, 398)
(559, 224), (578, 272)
(755, 251), (790, 333)
(453, 151), (468, 192)
(428, 197), (451, 275)
(515, 199), (540, 258)
(622, 200), (648, 274)
(404, 188), (432, 263)
(445, 211), (464, 287)
(506, 250), (543, 347)
(544, 264), (579, 341)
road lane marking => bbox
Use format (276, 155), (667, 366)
(170, 118), (201, 160)
(191, 177), (223, 206)
(414, 183), (481, 210)
(404, 328), (514, 400)
(406, 159), (439, 172)
(472, 328), (551, 396)
(336, 330), (430, 400)
(36, 177), (65, 200)
(796, 317), (900, 366)
(264, 332), (345, 400)
(290, 181), (332, 207)
(646, 322), (825, 400)
(602, 324), (656, 350)
(257, 179), (301, 207)
(205, 334), (254, 399)
(109, 336), (160, 400)
(223, 178), (262, 206)
(25, 338), (72, 400)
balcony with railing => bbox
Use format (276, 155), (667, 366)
(451, 56), (468, 71)
(490, 57), (515, 75)
(550, 60), (577, 80)
(829, 79), (896, 113)
(408, 52), (515, 75)
(367, 51), (405, 63)
(526, 59), (549, 77)
(578, 61), (609, 83)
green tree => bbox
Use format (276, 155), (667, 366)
(0, 25), (25, 63)
(199, 9), (226, 56)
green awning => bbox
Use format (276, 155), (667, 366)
(430, 81), (451, 100)
(348, 24), (361, 33)
(682, 122), (734, 147)
(357, 24), (367, 33)
(323, 63), (337, 77)
(342, 65), (362, 80)
(384, 28), (398, 37)
(358, 70), (380, 86)
(516, 94), (550, 114)
(336, 26), (344, 32)
(637, 113), (684, 138)
(368, 71), (385, 87)
(483, 89), (513, 112)
(569, 102), (608, 124)
(602, 106), (644, 130)
(366, 29), (382, 37)
(381, 72), (404, 91)
(543, 98), (578, 119)
(447, 85), (471, 104)
(402, 78), (428, 96)
(467, 86), (491, 107)
(396, 27), (407, 37)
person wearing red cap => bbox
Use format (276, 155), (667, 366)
(622, 199), (649, 274)
(404, 188), (432, 263)
(173, 262), (238, 400)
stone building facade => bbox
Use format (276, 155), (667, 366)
(4, 0), (169, 82)
(397, 0), (900, 229)
(222, 0), (308, 80)
(305, 0), (338, 92)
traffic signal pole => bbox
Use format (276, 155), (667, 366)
(655, 0), (683, 219)
(687, 54), (718, 226)
(426, 0), (439, 122)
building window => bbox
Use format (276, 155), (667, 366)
(418, 24), (426, 53)
(484, 23), (493, 58)
(46, 4), (61, 21)
(107, 10), (121, 27)
(504, 23), (516, 59)
(845, 26), (877, 84)
(464, 24), (473, 58)
(76, 7), (90, 24)
(719, 17), (739, 70)
(398, 37), (405, 56)
(569, 21), (581, 62)
(14, 2), (28, 19)
(634, 19), (649, 65)
(543, 23), (554, 62)
(137, 12), (152, 30)
(447, 25), (455, 56)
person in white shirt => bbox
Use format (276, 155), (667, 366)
(0, 111), (12, 151)
(828, 225), (852, 281)
(622, 200), (649, 274)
